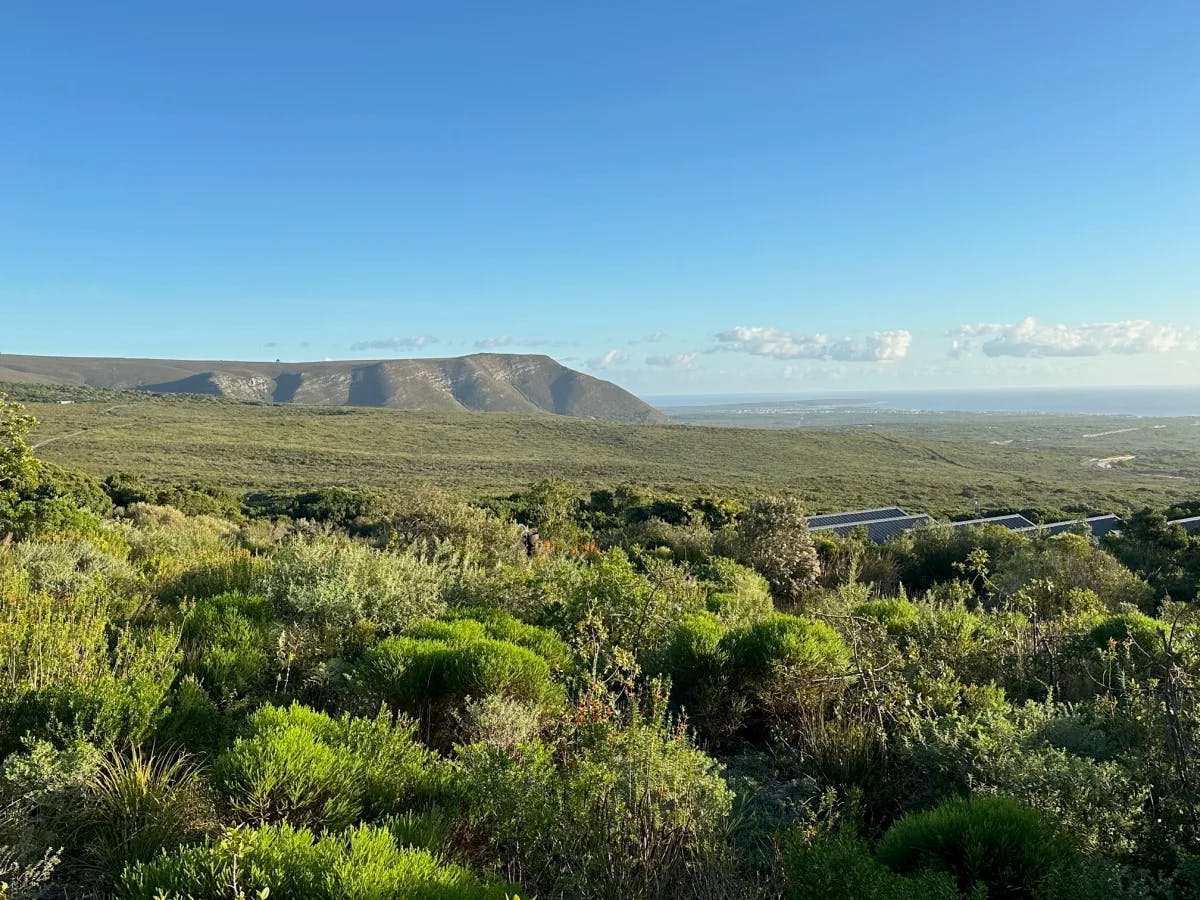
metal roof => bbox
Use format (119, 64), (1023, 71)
(807, 507), (909, 529)
(1170, 516), (1200, 534)
(949, 514), (1037, 531)
(810, 514), (933, 544)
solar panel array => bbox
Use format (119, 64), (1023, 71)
(1014, 520), (1084, 536)
(804, 507), (1134, 546)
(807, 507), (908, 529)
(810, 514), (933, 544)
(1170, 516), (1200, 535)
(1084, 515), (1123, 539)
(949, 514), (1037, 531)
(1013, 515), (1124, 539)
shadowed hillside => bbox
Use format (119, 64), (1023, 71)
(0, 352), (665, 422)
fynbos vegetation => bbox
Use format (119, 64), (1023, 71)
(2, 394), (1200, 898)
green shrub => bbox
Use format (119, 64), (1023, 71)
(854, 598), (920, 636)
(652, 612), (725, 706)
(215, 704), (436, 830)
(1086, 612), (1163, 667)
(159, 548), (267, 603)
(180, 591), (274, 702)
(27, 462), (115, 517)
(411, 608), (571, 671)
(458, 711), (733, 899)
(359, 636), (560, 740)
(264, 538), (447, 631)
(9, 538), (138, 600)
(117, 822), (514, 900)
(0, 594), (179, 753)
(875, 795), (1076, 899)
(0, 738), (102, 893)
(720, 614), (851, 688)
(406, 618), (489, 644)
(994, 535), (1155, 614)
(783, 825), (960, 900)
(534, 548), (707, 658)
(701, 556), (774, 627)
(119, 505), (240, 583)
(70, 747), (215, 883)
(719, 495), (821, 606)
(976, 746), (1147, 855)
(605, 516), (715, 564)
(156, 676), (228, 754)
(452, 608), (571, 670)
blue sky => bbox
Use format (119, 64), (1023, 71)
(2, 1), (1198, 395)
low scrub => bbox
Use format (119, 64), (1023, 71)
(117, 822), (514, 900)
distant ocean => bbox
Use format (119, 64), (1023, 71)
(649, 386), (1200, 417)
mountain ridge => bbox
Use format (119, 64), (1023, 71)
(0, 352), (666, 423)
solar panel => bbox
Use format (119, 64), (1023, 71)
(1013, 520), (1086, 536)
(1170, 516), (1200, 535)
(1085, 515), (1123, 539)
(810, 514), (933, 544)
(1012, 516), (1122, 539)
(949, 514), (1037, 531)
(807, 507), (909, 529)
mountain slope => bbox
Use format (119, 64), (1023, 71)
(0, 353), (666, 422)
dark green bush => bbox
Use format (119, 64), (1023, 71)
(719, 614), (850, 688)
(360, 635), (560, 718)
(783, 825), (960, 900)
(875, 795), (1076, 899)
(652, 612), (725, 706)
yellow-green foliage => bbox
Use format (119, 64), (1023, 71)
(180, 592), (275, 703)
(853, 598), (920, 636)
(215, 704), (437, 830)
(119, 504), (240, 584)
(117, 822), (514, 900)
(0, 588), (179, 752)
(701, 556), (774, 627)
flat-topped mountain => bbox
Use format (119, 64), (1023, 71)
(0, 352), (666, 423)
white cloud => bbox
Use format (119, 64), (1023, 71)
(350, 335), (437, 351)
(475, 336), (511, 349)
(714, 326), (912, 363)
(629, 330), (667, 345)
(587, 348), (621, 369)
(950, 318), (1198, 358)
(645, 353), (697, 368)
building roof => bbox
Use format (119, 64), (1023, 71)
(1084, 514), (1123, 539)
(949, 514), (1037, 531)
(807, 507), (909, 529)
(1013, 514), (1123, 539)
(810, 514), (933, 544)
(1170, 516), (1200, 534)
(1014, 520), (1085, 536)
